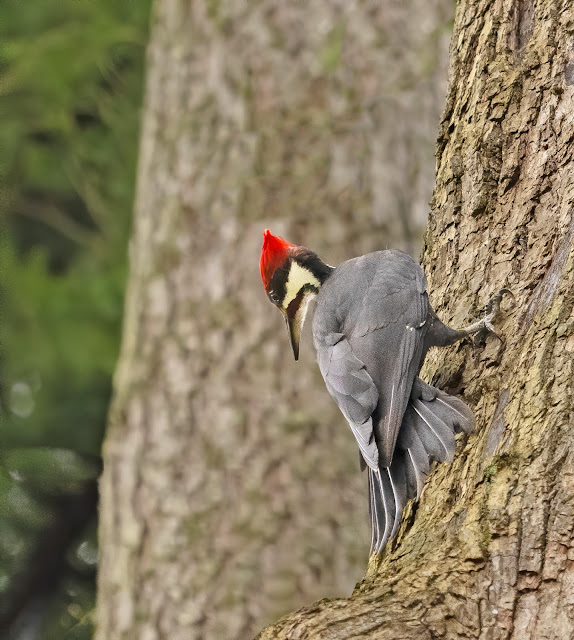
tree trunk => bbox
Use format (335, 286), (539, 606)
(256, 0), (574, 639)
(96, 1), (452, 639)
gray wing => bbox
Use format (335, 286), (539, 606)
(316, 332), (379, 469)
(347, 251), (429, 467)
(314, 250), (429, 470)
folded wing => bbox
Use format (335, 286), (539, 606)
(316, 332), (379, 469)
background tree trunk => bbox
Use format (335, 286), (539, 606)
(256, 0), (574, 638)
(95, 1), (453, 639)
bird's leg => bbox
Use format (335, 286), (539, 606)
(461, 288), (514, 340)
(429, 288), (514, 348)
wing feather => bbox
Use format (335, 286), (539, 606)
(411, 399), (455, 462)
(314, 251), (430, 471)
(318, 334), (379, 470)
(378, 321), (420, 465)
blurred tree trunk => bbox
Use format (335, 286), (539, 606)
(95, 1), (453, 639)
(256, 0), (574, 639)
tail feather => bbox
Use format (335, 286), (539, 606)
(411, 399), (455, 462)
(368, 471), (377, 553)
(397, 412), (431, 495)
(378, 468), (394, 547)
(434, 394), (475, 434)
(368, 378), (474, 554)
(389, 454), (408, 539)
(368, 467), (398, 554)
(404, 447), (427, 497)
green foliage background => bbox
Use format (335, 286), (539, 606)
(1, 1), (152, 637)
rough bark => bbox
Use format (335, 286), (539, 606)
(256, 0), (574, 639)
(96, 2), (452, 639)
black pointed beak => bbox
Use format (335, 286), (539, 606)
(285, 312), (300, 361)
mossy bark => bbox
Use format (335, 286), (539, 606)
(256, 0), (574, 638)
(95, 1), (452, 639)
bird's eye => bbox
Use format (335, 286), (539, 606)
(269, 291), (280, 303)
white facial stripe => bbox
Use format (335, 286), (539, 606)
(295, 290), (316, 329)
(283, 262), (321, 308)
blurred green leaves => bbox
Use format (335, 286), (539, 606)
(1, 0), (152, 450)
(3, 448), (100, 495)
(0, 0), (152, 637)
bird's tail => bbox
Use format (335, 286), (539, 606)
(368, 378), (474, 554)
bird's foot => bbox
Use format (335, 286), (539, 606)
(464, 288), (514, 340)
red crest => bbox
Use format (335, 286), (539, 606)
(260, 229), (293, 290)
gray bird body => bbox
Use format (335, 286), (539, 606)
(312, 250), (474, 553)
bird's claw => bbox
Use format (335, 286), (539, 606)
(480, 287), (514, 317)
(464, 288), (513, 341)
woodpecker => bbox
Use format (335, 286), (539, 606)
(260, 229), (509, 554)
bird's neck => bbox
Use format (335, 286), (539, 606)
(313, 259), (335, 285)
(294, 250), (334, 288)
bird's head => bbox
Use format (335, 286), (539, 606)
(260, 229), (332, 360)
